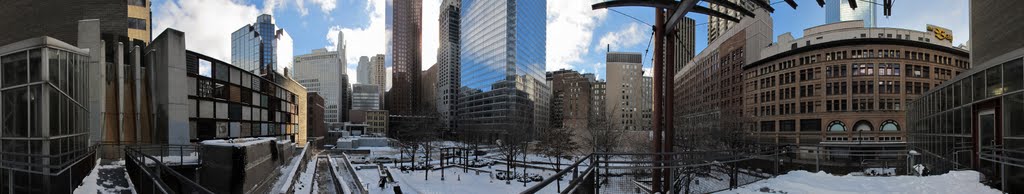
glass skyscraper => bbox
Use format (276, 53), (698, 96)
(458, 0), (549, 137)
(825, 0), (877, 27)
(231, 14), (292, 76)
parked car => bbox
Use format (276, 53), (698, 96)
(373, 157), (392, 163)
(350, 155), (369, 164)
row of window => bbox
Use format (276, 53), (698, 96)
(757, 119), (900, 132)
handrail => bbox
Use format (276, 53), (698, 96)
(340, 152), (369, 194)
(327, 156), (354, 194)
(520, 154), (594, 194)
(124, 146), (173, 194)
(125, 146), (215, 194)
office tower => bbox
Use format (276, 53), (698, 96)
(547, 69), (593, 130)
(605, 52), (645, 131)
(438, 0), (461, 130)
(385, 0), (422, 115)
(674, 17), (696, 73)
(370, 54), (386, 91)
(642, 76), (653, 130)
(231, 14), (293, 76)
(357, 56), (371, 84)
(459, 0), (549, 136)
(0, 0), (152, 45)
(707, 0), (765, 43)
(825, 0), (877, 27)
(293, 32), (348, 126)
(421, 64), (438, 114)
(352, 84), (382, 110)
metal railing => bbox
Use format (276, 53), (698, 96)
(124, 146), (214, 194)
(129, 144), (203, 166)
(523, 144), (790, 194)
(980, 146), (1024, 168)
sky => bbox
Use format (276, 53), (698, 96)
(152, 0), (970, 84)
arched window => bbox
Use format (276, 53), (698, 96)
(854, 120), (873, 131)
(880, 120), (900, 131)
(828, 120), (846, 132)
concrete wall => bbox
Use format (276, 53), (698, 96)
(0, 0), (130, 46)
(970, 0), (1024, 66)
(148, 29), (191, 144)
(199, 139), (295, 194)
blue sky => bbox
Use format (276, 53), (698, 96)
(152, 0), (969, 83)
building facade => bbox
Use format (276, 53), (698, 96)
(356, 56), (371, 84)
(825, 0), (877, 28)
(458, 0), (549, 138)
(370, 54), (386, 92)
(744, 21), (968, 171)
(294, 41), (348, 126)
(0, 37), (95, 193)
(352, 84), (381, 110)
(231, 14), (293, 76)
(674, 17), (696, 73)
(906, 1), (1024, 192)
(547, 69), (593, 130)
(437, 0), (461, 131)
(0, 0), (151, 46)
(605, 52), (646, 131)
(350, 110), (389, 136)
(307, 92), (326, 138)
(386, 0), (422, 115)
(420, 64), (438, 114)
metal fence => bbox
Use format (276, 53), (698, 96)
(124, 146), (214, 194)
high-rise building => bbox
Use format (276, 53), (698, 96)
(459, 0), (549, 136)
(421, 64), (438, 114)
(385, 0), (422, 115)
(547, 69), (593, 130)
(0, 0), (152, 45)
(438, 0), (461, 130)
(307, 92), (326, 138)
(605, 52), (646, 131)
(370, 54), (386, 91)
(825, 0), (877, 27)
(293, 32), (348, 125)
(707, 0), (765, 43)
(357, 56), (371, 84)
(674, 17), (696, 73)
(642, 76), (653, 131)
(591, 80), (607, 122)
(352, 84), (382, 110)
(231, 14), (293, 76)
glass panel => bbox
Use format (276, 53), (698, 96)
(2, 51), (28, 87)
(199, 100), (214, 118)
(50, 86), (60, 136)
(963, 78), (973, 104)
(1006, 92), (1024, 137)
(974, 73), (985, 100)
(29, 49), (41, 83)
(29, 85), (41, 137)
(48, 49), (59, 83)
(986, 66), (1003, 97)
(1004, 58), (1023, 92)
(198, 59), (212, 77)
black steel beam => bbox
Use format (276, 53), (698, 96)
(691, 5), (740, 23)
(703, 0), (756, 17)
(749, 0), (776, 13)
(591, 0), (678, 10)
(665, 0), (699, 30)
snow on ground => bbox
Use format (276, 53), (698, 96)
(292, 158), (318, 194)
(717, 170), (1002, 194)
(74, 160), (136, 194)
(352, 161), (576, 194)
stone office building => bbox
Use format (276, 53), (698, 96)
(744, 21), (968, 170)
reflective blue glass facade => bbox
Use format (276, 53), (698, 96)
(231, 14), (290, 75)
(458, 0), (549, 136)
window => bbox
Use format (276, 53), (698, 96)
(986, 66), (1002, 98)
(128, 0), (146, 6)
(828, 120), (846, 132)
(1003, 58), (1023, 92)
(128, 18), (147, 30)
(199, 59), (212, 77)
(780, 120), (796, 132)
(854, 120), (873, 131)
(880, 120), (899, 132)
(2, 51), (28, 87)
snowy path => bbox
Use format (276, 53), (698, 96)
(315, 157), (338, 193)
(717, 170), (1003, 194)
(73, 159), (136, 194)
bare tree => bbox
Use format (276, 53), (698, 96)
(536, 127), (579, 171)
(580, 107), (624, 176)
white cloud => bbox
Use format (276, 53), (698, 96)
(327, 0), (386, 69)
(310, 0), (337, 14)
(421, 0), (441, 69)
(597, 22), (648, 53)
(154, 0), (262, 62)
(546, 0), (608, 71)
